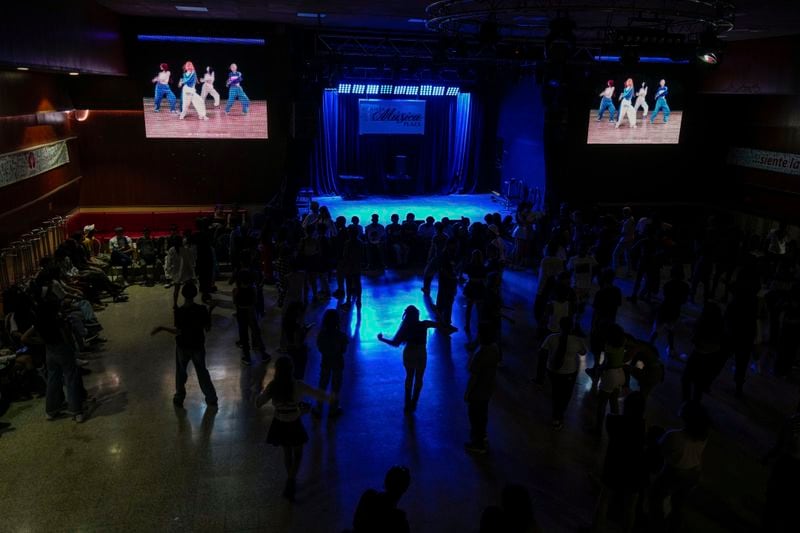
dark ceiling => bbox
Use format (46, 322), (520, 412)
(97, 0), (800, 41)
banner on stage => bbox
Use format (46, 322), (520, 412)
(0, 139), (71, 189)
(359, 99), (425, 135)
(728, 147), (800, 176)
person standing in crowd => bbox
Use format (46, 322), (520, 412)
(597, 80), (617, 122)
(463, 249), (487, 337)
(625, 335), (664, 402)
(615, 78), (636, 129)
(340, 226), (364, 312)
(365, 213), (386, 271)
(225, 63), (250, 115)
(435, 239), (459, 333)
(178, 61), (208, 120)
(595, 324), (627, 434)
(283, 301), (312, 379)
(534, 242), (564, 328)
(649, 402), (711, 531)
(540, 317), (588, 431)
(682, 303), (724, 402)
(199, 66), (220, 108)
(464, 323), (502, 453)
(255, 356), (333, 502)
(233, 268), (268, 366)
(313, 309), (348, 418)
(151, 62), (177, 113)
(724, 263), (760, 399)
(422, 222), (448, 295)
(566, 243), (598, 334)
(378, 305), (440, 413)
(590, 391), (647, 533)
(109, 226), (134, 283)
(151, 282), (218, 409)
(352, 466), (411, 533)
(534, 284), (573, 385)
(650, 79), (670, 124)
(136, 228), (161, 286)
(164, 235), (196, 307)
(612, 207), (636, 276)
(650, 265), (689, 356)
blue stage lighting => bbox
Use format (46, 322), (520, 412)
(137, 34), (265, 45)
(393, 85), (405, 95)
(338, 83), (352, 94)
(432, 86), (446, 96)
(593, 55), (690, 65)
(446, 87), (460, 96)
(351, 84), (366, 94)
(366, 84), (380, 95)
(406, 86), (419, 95)
(419, 85), (433, 96)
(380, 84), (393, 94)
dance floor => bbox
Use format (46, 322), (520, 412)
(586, 110), (683, 144)
(0, 267), (792, 532)
(313, 193), (515, 224)
(142, 98), (268, 139)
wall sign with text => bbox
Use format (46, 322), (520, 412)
(0, 139), (71, 189)
(359, 99), (426, 135)
(728, 147), (800, 176)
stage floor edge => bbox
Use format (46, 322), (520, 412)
(311, 194), (514, 224)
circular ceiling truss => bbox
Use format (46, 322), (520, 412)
(426, 0), (736, 43)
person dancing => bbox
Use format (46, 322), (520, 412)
(597, 80), (617, 122)
(151, 63), (177, 113)
(199, 66), (220, 108)
(633, 82), (649, 120)
(650, 79), (671, 123)
(615, 78), (636, 129)
(225, 63), (250, 115)
(378, 305), (440, 414)
(178, 61), (208, 120)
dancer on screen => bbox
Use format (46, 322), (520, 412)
(225, 63), (250, 115)
(633, 82), (648, 120)
(597, 80), (617, 122)
(650, 79), (671, 123)
(178, 61), (208, 120)
(615, 78), (636, 129)
(151, 63), (177, 113)
(200, 66), (220, 108)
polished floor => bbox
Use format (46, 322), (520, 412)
(1, 267), (796, 532)
(586, 110), (683, 144)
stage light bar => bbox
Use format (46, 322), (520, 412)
(175, 5), (208, 12)
(593, 55), (690, 65)
(351, 84), (366, 94)
(137, 34), (265, 45)
(406, 86), (419, 95)
(446, 87), (460, 96)
(432, 86), (445, 96)
(366, 84), (380, 95)
(297, 12), (326, 18)
(380, 84), (393, 94)
(419, 85), (433, 96)
(338, 83), (352, 94)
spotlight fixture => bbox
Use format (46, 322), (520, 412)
(351, 84), (366, 94)
(366, 84), (380, 95)
(432, 86), (445, 96)
(696, 29), (723, 65)
(338, 83), (352, 94)
(445, 87), (460, 96)
(69, 72), (80, 76)
(16, 67), (29, 71)
(380, 84), (393, 94)
(419, 85), (433, 96)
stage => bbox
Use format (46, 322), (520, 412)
(311, 194), (515, 223)
(586, 110), (683, 144)
(142, 97), (268, 139)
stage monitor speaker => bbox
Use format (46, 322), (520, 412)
(393, 154), (408, 177)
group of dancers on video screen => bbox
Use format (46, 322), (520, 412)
(151, 62), (250, 120)
(597, 78), (671, 128)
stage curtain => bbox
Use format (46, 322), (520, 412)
(311, 91), (480, 195)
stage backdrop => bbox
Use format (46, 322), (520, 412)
(312, 90), (482, 195)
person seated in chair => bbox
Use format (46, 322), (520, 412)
(137, 228), (162, 286)
(109, 227), (134, 283)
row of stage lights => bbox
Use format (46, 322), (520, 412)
(337, 83), (460, 96)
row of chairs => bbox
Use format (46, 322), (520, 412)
(0, 216), (70, 291)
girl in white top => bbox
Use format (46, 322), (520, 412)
(151, 63), (177, 113)
(540, 318), (588, 429)
(633, 82), (649, 118)
(165, 237), (196, 306)
(199, 66), (220, 108)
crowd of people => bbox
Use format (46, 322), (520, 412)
(2, 198), (799, 532)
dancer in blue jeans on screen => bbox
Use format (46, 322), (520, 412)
(651, 79), (671, 123)
(225, 63), (250, 115)
(151, 63), (177, 113)
(597, 80), (617, 122)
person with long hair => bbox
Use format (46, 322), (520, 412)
(225, 63), (250, 115)
(633, 81), (649, 120)
(540, 317), (588, 430)
(615, 78), (636, 129)
(378, 305), (440, 413)
(178, 61), (208, 120)
(199, 66), (220, 108)
(595, 324), (627, 434)
(151, 62), (177, 113)
(313, 309), (349, 418)
(255, 356), (334, 501)
(597, 80), (617, 122)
